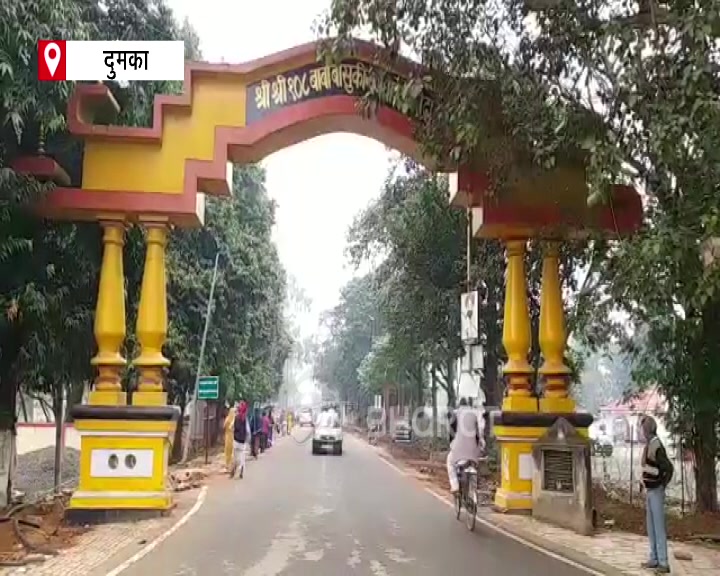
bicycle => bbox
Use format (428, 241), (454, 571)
(453, 459), (479, 531)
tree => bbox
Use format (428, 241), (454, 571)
(0, 0), (291, 497)
(345, 161), (593, 411)
(347, 163), (465, 407)
(0, 0), (94, 504)
(316, 274), (379, 411)
(165, 164), (291, 460)
(573, 341), (633, 414)
(323, 0), (720, 511)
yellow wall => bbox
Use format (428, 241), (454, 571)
(82, 76), (248, 194)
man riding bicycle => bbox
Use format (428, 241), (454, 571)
(446, 398), (485, 494)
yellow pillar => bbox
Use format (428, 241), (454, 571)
(494, 239), (536, 512)
(132, 221), (170, 406)
(501, 239), (536, 412)
(89, 221), (127, 406)
(538, 241), (574, 413)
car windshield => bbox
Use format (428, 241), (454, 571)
(318, 411), (340, 428)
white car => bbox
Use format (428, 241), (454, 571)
(298, 409), (313, 427)
(312, 410), (343, 455)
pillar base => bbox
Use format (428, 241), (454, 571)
(133, 390), (168, 406)
(539, 396), (576, 413)
(492, 411), (594, 514)
(88, 390), (127, 406)
(493, 488), (533, 513)
(66, 404), (180, 524)
(65, 495), (174, 525)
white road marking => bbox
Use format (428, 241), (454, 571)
(370, 559), (390, 575)
(385, 547), (415, 564)
(374, 450), (603, 575)
(243, 516), (308, 576)
(104, 486), (208, 576)
(304, 549), (325, 561)
(347, 537), (363, 568)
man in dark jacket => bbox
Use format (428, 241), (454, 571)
(249, 406), (262, 458)
(232, 401), (250, 479)
(639, 415), (674, 574)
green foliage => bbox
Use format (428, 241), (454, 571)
(164, 165), (291, 408)
(0, 0), (290, 439)
(347, 163), (465, 404)
(316, 275), (378, 408)
(322, 0), (720, 510)
(320, 161), (593, 414)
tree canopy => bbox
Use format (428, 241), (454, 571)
(0, 0), (292, 498)
(317, 161), (594, 421)
(321, 0), (720, 511)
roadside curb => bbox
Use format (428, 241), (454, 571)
(362, 433), (642, 576)
(478, 511), (627, 576)
(102, 485), (208, 576)
(483, 512), (688, 576)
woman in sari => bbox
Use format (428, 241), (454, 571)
(223, 403), (236, 474)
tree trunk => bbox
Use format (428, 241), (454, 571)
(53, 383), (65, 493)
(64, 381), (86, 422)
(416, 373), (424, 411)
(0, 375), (17, 508)
(18, 395), (28, 423)
(431, 366), (438, 439)
(445, 358), (457, 408)
(171, 402), (186, 464)
(0, 332), (22, 507)
(482, 287), (504, 412)
(692, 412), (719, 513)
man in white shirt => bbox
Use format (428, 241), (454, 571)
(446, 398), (485, 493)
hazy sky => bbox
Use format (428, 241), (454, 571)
(166, 0), (394, 337)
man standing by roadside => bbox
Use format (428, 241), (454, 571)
(640, 415), (674, 574)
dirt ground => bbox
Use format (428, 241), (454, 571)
(593, 485), (720, 543)
(0, 496), (86, 566)
(382, 437), (720, 546)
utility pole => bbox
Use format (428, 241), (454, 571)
(181, 252), (220, 464)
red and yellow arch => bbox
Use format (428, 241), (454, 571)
(13, 39), (642, 518)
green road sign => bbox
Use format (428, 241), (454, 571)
(198, 376), (219, 400)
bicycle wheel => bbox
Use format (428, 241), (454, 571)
(465, 472), (477, 531)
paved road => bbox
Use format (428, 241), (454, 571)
(118, 432), (591, 575)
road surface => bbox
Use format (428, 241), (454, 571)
(116, 432), (591, 575)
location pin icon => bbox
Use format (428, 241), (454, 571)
(44, 42), (61, 77)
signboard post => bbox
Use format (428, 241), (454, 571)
(198, 376), (219, 401)
(197, 376), (219, 464)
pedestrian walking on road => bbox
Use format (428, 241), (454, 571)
(639, 415), (674, 574)
(249, 406), (261, 458)
(223, 403), (235, 474)
(231, 401), (251, 479)
(261, 410), (271, 451)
